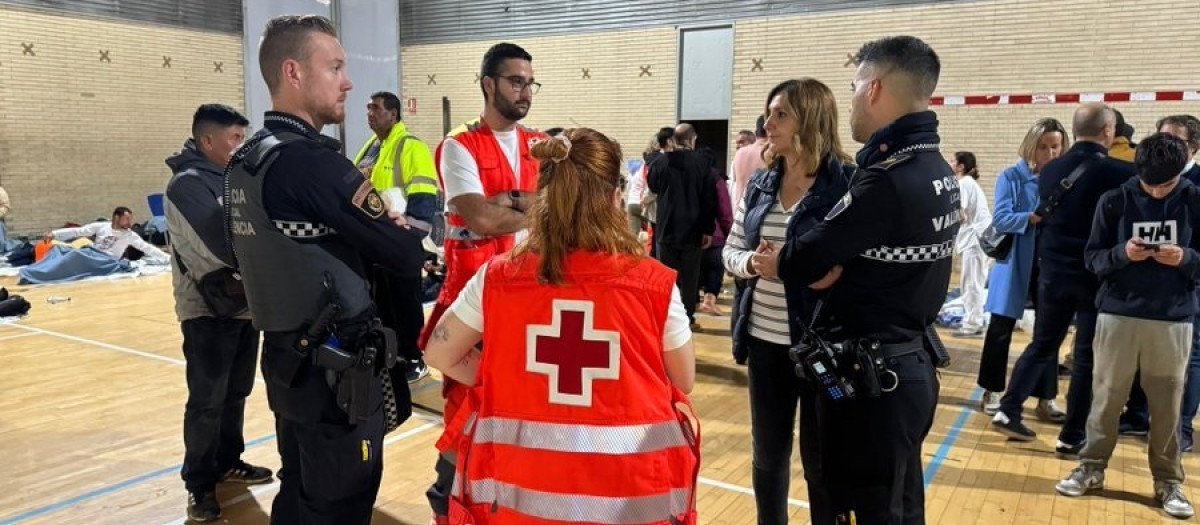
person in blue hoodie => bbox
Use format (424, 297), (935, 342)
(1056, 132), (1200, 519)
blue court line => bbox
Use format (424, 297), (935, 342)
(0, 379), (445, 525)
(924, 386), (984, 488)
(0, 434), (277, 525)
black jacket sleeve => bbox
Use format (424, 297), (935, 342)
(1180, 188), (1200, 281)
(288, 148), (425, 277)
(1084, 190), (1130, 278)
(646, 155), (670, 194)
(778, 170), (900, 286)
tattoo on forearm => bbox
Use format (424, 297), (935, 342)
(457, 352), (476, 369)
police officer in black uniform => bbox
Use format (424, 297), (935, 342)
(225, 15), (424, 524)
(762, 36), (957, 524)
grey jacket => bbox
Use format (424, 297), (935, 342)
(165, 140), (249, 321)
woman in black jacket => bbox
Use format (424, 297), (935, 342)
(722, 78), (853, 525)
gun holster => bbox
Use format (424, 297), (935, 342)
(325, 321), (399, 423)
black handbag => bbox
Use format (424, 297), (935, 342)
(195, 267), (248, 318)
(978, 225), (1014, 260)
(174, 251), (248, 319)
(978, 153), (1102, 260)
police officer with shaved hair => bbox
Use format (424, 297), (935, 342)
(225, 15), (424, 524)
(755, 36), (957, 523)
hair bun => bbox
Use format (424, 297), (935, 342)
(532, 134), (571, 164)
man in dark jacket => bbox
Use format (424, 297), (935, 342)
(166, 104), (273, 522)
(1119, 114), (1200, 439)
(1055, 132), (1199, 518)
(992, 103), (1136, 457)
(647, 122), (717, 323)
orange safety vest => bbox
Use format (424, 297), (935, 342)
(443, 251), (700, 525)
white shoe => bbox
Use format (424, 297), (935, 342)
(1037, 399), (1066, 424)
(980, 391), (1001, 415)
(1156, 482), (1196, 519)
(1056, 466), (1104, 497)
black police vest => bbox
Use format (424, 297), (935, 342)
(225, 132), (373, 332)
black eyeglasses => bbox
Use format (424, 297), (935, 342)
(494, 75), (541, 94)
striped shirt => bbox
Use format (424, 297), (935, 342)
(722, 196), (797, 345)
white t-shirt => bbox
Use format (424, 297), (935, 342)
(52, 221), (169, 262)
(449, 262), (693, 351)
(440, 129), (525, 242)
(440, 131), (521, 206)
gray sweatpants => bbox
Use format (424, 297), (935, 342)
(1081, 313), (1193, 483)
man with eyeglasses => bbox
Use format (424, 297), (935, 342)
(418, 41), (546, 525)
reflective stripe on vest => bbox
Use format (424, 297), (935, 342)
(468, 479), (690, 525)
(472, 416), (690, 455)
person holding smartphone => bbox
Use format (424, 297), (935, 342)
(1056, 132), (1200, 518)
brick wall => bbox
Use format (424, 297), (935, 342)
(400, 27), (678, 165)
(402, 0), (1200, 205)
(0, 6), (243, 234)
(732, 0), (1200, 203)
(5, 0), (1199, 236)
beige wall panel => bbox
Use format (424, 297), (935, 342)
(732, 0), (1200, 203)
(400, 27), (678, 167)
(0, 7), (243, 233)
(404, 0), (1200, 209)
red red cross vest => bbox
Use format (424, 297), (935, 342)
(434, 119), (543, 309)
(442, 251), (700, 525)
(422, 119), (545, 443)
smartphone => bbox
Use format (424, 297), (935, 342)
(1134, 241), (1161, 251)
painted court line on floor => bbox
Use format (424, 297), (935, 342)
(0, 434), (277, 525)
(157, 421), (442, 525)
(1, 413), (445, 525)
(698, 477), (811, 509)
(9, 323), (188, 366)
(924, 386), (984, 488)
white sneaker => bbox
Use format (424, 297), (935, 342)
(1056, 466), (1104, 497)
(1037, 399), (1066, 423)
(980, 391), (1001, 415)
(1156, 482), (1195, 519)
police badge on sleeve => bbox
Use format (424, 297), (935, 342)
(352, 180), (386, 219)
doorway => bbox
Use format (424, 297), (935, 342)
(678, 25), (734, 174)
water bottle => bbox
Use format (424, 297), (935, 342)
(46, 296), (71, 304)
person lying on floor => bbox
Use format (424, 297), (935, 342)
(43, 206), (168, 263)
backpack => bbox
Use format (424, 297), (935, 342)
(0, 287), (31, 317)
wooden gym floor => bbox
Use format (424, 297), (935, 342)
(0, 272), (1197, 524)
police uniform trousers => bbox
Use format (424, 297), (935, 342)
(261, 333), (384, 525)
(808, 344), (939, 525)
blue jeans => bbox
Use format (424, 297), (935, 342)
(999, 279), (1098, 445)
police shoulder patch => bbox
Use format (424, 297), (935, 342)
(867, 153), (915, 172)
(352, 179), (385, 219)
(825, 191), (853, 221)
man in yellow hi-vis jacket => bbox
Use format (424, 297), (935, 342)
(354, 90), (438, 384)
(354, 91), (439, 231)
